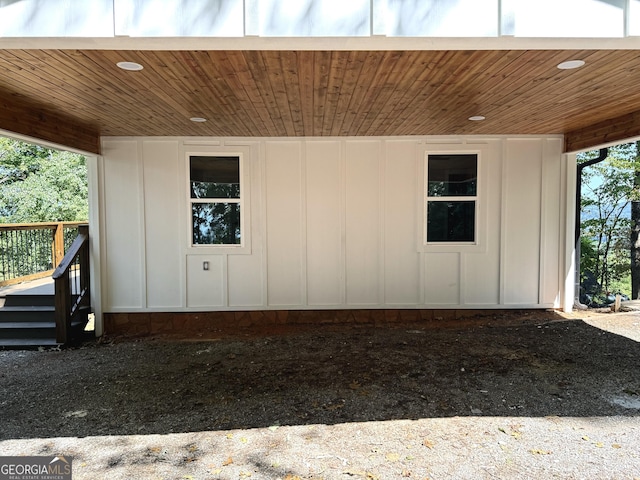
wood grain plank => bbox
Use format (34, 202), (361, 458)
(277, 51), (304, 136)
(338, 51), (385, 136)
(217, 51), (274, 136)
(263, 51), (299, 136)
(312, 51), (331, 136)
(0, 49), (639, 149)
(242, 51), (287, 136)
(566, 109), (640, 152)
(296, 51), (315, 136)
(0, 89), (99, 153)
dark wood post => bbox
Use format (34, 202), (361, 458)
(54, 273), (71, 344)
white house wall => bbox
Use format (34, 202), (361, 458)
(98, 135), (568, 313)
(101, 140), (145, 309)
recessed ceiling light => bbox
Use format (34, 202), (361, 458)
(190, 117), (207, 123)
(116, 61), (144, 71)
(468, 115), (486, 121)
(557, 60), (585, 70)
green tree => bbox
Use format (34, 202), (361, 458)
(0, 138), (88, 223)
(0, 137), (50, 185)
(579, 143), (638, 301)
(630, 141), (640, 299)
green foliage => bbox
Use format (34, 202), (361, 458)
(0, 138), (88, 223)
(0, 137), (50, 184)
(579, 143), (638, 299)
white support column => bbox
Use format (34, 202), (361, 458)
(563, 153), (578, 313)
(87, 155), (104, 336)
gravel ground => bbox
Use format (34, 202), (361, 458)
(1, 310), (640, 479)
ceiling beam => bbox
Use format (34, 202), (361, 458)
(0, 91), (100, 154)
(565, 110), (640, 153)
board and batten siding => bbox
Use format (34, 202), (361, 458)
(98, 136), (569, 313)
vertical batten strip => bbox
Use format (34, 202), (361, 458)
(538, 139), (549, 306)
(300, 140), (309, 307)
(223, 254), (229, 308)
(259, 142), (269, 308)
(417, 143), (426, 306)
(498, 140), (509, 306)
(136, 140), (148, 309)
(379, 140), (386, 305)
(339, 140), (347, 305)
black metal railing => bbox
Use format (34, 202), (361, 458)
(0, 222), (85, 286)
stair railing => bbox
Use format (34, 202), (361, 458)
(52, 224), (90, 344)
(0, 221), (86, 287)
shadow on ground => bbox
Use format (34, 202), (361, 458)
(1, 316), (639, 441)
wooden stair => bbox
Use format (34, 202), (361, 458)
(0, 293), (89, 348)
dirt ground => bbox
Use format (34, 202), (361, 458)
(1, 309), (640, 479)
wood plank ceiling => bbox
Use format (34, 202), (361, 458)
(0, 49), (639, 154)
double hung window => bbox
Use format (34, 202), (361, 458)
(426, 153), (478, 243)
(189, 155), (242, 245)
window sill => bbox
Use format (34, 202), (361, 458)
(187, 244), (252, 255)
(419, 242), (486, 254)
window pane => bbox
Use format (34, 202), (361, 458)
(192, 203), (241, 245)
(427, 201), (475, 242)
(428, 154), (477, 196)
(190, 156), (240, 199)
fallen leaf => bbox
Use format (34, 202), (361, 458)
(239, 471), (252, 478)
(344, 470), (379, 479)
(582, 435), (590, 441)
(187, 445), (198, 453)
(529, 449), (552, 455)
(385, 453), (400, 462)
(223, 457), (233, 466)
(284, 475), (302, 480)
(349, 380), (361, 390)
(226, 433), (234, 439)
(240, 437), (248, 443)
(401, 470), (412, 477)
(423, 439), (435, 449)
(149, 447), (162, 453)
(595, 442), (604, 448)
(612, 444), (622, 449)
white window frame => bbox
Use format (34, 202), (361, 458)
(419, 146), (487, 253)
(185, 148), (251, 255)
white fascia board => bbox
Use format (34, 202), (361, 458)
(1, 35), (640, 51)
